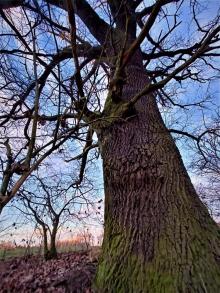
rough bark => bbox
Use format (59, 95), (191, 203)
(42, 226), (49, 259)
(95, 56), (220, 292)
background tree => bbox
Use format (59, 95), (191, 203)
(189, 109), (220, 218)
(13, 169), (100, 259)
(0, 0), (220, 291)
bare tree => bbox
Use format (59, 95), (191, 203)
(14, 173), (99, 259)
(188, 109), (220, 218)
(0, 0), (220, 291)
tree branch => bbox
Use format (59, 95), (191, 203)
(46, 0), (110, 44)
(136, 0), (181, 18)
(128, 25), (220, 106)
(0, 0), (24, 9)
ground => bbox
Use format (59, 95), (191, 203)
(0, 251), (98, 292)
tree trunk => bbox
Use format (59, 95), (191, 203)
(95, 59), (220, 292)
(42, 226), (49, 259)
(47, 223), (58, 260)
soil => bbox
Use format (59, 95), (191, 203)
(0, 251), (98, 292)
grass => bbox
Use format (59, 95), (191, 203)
(0, 246), (41, 260)
(0, 244), (101, 260)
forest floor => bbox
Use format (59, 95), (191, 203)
(0, 250), (99, 292)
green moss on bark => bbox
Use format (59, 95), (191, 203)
(94, 217), (220, 292)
